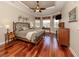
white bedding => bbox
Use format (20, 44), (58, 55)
(15, 29), (44, 43)
(26, 31), (37, 42)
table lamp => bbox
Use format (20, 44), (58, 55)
(5, 25), (10, 33)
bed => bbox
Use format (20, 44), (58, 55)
(13, 22), (44, 44)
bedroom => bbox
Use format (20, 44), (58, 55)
(0, 1), (78, 57)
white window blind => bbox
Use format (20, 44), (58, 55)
(35, 20), (40, 28)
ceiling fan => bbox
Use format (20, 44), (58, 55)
(31, 1), (46, 12)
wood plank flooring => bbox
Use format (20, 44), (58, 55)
(0, 33), (74, 57)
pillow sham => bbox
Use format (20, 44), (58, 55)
(22, 27), (28, 30)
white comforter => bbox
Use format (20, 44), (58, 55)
(26, 31), (37, 42)
(16, 29), (44, 43)
(25, 29), (44, 42)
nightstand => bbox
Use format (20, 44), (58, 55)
(5, 32), (16, 44)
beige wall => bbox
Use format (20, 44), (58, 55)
(0, 2), (35, 45)
(61, 2), (79, 56)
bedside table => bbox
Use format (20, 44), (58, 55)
(5, 32), (16, 44)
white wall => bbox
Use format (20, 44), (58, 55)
(0, 2), (35, 45)
(61, 2), (79, 56)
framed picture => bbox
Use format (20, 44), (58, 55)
(69, 7), (77, 22)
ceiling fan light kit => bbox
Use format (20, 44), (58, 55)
(31, 1), (45, 13)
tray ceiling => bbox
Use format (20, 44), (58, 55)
(7, 1), (66, 16)
(21, 1), (66, 15)
(21, 1), (55, 9)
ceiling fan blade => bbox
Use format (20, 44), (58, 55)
(30, 8), (35, 9)
(37, 1), (39, 4)
(39, 10), (42, 12)
(34, 10), (36, 12)
(40, 8), (46, 10)
(31, 8), (36, 12)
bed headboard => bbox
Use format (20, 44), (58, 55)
(13, 22), (30, 32)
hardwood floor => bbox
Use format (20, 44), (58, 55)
(0, 33), (74, 57)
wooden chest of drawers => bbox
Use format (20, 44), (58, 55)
(57, 28), (70, 47)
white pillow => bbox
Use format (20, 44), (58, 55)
(22, 27), (28, 30)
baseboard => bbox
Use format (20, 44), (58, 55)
(0, 40), (12, 46)
(69, 47), (77, 57)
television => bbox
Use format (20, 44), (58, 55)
(55, 14), (62, 20)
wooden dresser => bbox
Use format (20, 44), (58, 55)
(57, 28), (70, 47)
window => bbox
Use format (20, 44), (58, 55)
(43, 20), (50, 28)
(35, 20), (40, 28)
(54, 19), (59, 28)
(30, 22), (33, 28)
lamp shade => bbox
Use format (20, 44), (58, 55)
(5, 25), (10, 29)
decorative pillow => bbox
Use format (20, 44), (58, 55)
(16, 26), (23, 31)
(22, 27), (28, 30)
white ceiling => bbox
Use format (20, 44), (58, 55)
(21, 1), (66, 16)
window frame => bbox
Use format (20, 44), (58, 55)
(35, 20), (40, 28)
(42, 19), (51, 28)
(54, 19), (59, 28)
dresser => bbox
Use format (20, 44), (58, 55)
(57, 28), (70, 47)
